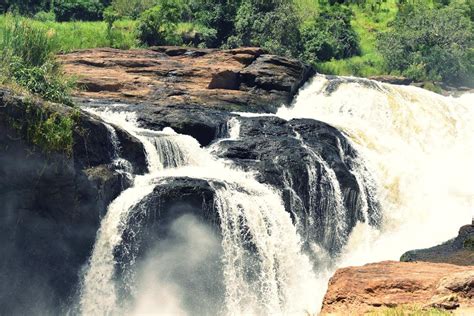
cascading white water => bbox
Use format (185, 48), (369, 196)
(278, 75), (474, 267)
(293, 131), (348, 252)
(80, 74), (472, 315)
(80, 109), (198, 315)
(80, 107), (319, 315)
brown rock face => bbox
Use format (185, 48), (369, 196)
(321, 261), (474, 315)
(59, 46), (315, 112)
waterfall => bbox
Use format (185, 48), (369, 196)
(79, 74), (472, 315)
(293, 131), (348, 252)
(277, 75), (474, 265)
(79, 107), (319, 315)
(102, 121), (134, 176)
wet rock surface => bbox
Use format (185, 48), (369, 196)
(114, 177), (222, 300)
(0, 90), (147, 314)
(321, 261), (474, 315)
(215, 116), (380, 253)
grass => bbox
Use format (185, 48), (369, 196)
(0, 14), (78, 155)
(0, 15), (139, 52)
(0, 14), (74, 104)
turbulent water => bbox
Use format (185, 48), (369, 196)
(278, 75), (474, 267)
(80, 108), (318, 315)
(79, 75), (473, 315)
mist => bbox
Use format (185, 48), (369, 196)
(128, 214), (225, 316)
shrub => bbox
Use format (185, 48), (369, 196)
(0, 15), (74, 104)
(54, 0), (105, 21)
(136, 0), (183, 46)
(34, 10), (56, 22)
(23, 103), (77, 155)
(377, 4), (474, 84)
(227, 0), (302, 57)
(187, 0), (241, 47)
(1, 0), (51, 15)
(178, 23), (217, 47)
(0, 15), (56, 67)
(301, 5), (360, 62)
(108, 0), (158, 19)
(9, 57), (74, 105)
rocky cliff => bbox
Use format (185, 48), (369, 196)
(0, 89), (147, 313)
(321, 261), (474, 315)
(59, 46), (314, 113)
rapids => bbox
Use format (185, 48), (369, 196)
(278, 75), (473, 266)
(79, 74), (473, 315)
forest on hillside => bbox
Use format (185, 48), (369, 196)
(1, 0), (473, 90)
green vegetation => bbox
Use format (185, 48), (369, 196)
(226, 0), (302, 57)
(136, 0), (184, 46)
(24, 103), (77, 155)
(5, 98), (78, 155)
(316, 2), (397, 77)
(0, 14), (74, 104)
(0, 15), (138, 51)
(1, 0), (473, 84)
(301, 5), (360, 63)
(0, 14), (78, 154)
(378, 3), (473, 84)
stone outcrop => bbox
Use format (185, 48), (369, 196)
(321, 261), (474, 315)
(401, 224), (474, 266)
(0, 89), (147, 314)
(60, 47), (315, 113)
(368, 75), (413, 85)
(215, 116), (380, 253)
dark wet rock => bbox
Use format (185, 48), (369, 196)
(0, 89), (147, 314)
(369, 75), (413, 85)
(401, 225), (474, 266)
(132, 103), (232, 147)
(114, 178), (227, 314)
(136, 177), (219, 229)
(119, 177), (220, 253)
(215, 116), (380, 253)
(113, 177), (221, 298)
(324, 75), (384, 95)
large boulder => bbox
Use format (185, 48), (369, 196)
(113, 177), (223, 310)
(321, 261), (474, 315)
(215, 116), (380, 253)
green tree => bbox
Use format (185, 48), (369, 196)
(227, 0), (302, 57)
(136, 0), (183, 46)
(108, 0), (158, 19)
(1, 0), (51, 15)
(377, 4), (473, 83)
(54, 0), (106, 21)
(187, 0), (242, 47)
(301, 5), (360, 62)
